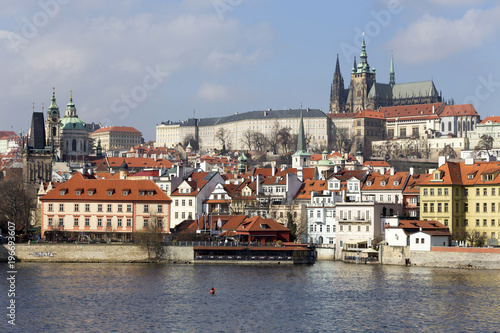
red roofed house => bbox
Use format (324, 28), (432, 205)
(466, 116), (500, 159)
(90, 126), (143, 151)
(236, 216), (290, 245)
(40, 173), (172, 242)
(169, 171), (224, 228)
(385, 219), (451, 251)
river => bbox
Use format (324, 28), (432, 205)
(1, 261), (499, 332)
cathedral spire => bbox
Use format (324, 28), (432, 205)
(296, 109), (306, 153)
(330, 54), (345, 113)
(352, 56), (357, 74)
(48, 87), (60, 117)
(389, 53), (395, 87)
(357, 33), (371, 73)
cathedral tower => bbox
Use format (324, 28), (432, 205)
(348, 33), (376, 112)
(45, 87), (61, 152)
(329, 54), (345, 113)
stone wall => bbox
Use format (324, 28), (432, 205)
(0, 244), (194, 263)
(380, 245), (500, 269)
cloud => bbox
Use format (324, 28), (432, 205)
(387, 5), (500, 63)
(196, 83), (231, 102)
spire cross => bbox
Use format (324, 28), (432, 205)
(52, 86), (55, 93)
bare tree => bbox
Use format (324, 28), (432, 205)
(241, 130), (253, 151)
(439, 144), (457, 159)
(267, 122), (281, 154)
(474, 134), (494, 157)
(133, 213), (165, 260)
(333, 127), (353, 154)
(252, 131), (267, 151)
(0, 177), (37, 235)
(277, 127), (292, 153)
(216, 128), (230, 152)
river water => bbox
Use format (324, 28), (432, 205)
(1, 261), (499, 332)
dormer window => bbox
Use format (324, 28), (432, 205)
(107, 189), (114, 196)
(87, 189), (95, 196)
(381, 181), (386, 186)
(394, 181), (399, 186)
(139, 191), (145, 196)
(366, 181), (372, 186)
(147, 191), (154, 196)
(59, 189), (67, 195)
(122, 189), (130, 196)
(75, 189), (82, 196)
(468, 174), (474, 180)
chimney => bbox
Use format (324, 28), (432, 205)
(432, 105), (435, 114)
(390, 167), (394, 176)
(272, 167), (276, 176)
(438, 156), (447, 167)
(409, 167), (414, 176)
(256, 174), (262, 194)
(465, 158), (474, 165)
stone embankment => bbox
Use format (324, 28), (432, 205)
(0, 243), (193, 263)
(381, 245), (500, 269)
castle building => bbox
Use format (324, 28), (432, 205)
(330, 35), (442, 114)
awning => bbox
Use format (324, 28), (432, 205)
(362, 248), (378, 253)
(345, 239), (368, 245)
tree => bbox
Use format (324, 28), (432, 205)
(182, 134), (200, 152)
(474, 134), (494, 157)
(277, 127), (292, 153)
(267, 121), (280, 154)
(133, 214), (165, 260)
(0, 177), (37, 235)
(241, 130), (253, 151)
(215, 128), (230, 152)
(439, 144), (457, 159)
(252, 131), (267, 151)
(453, 228), (487, 247)
(286, 212), (297, 242)
(333, 127), (353, 154)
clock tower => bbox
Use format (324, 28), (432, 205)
(45, 87), (62, 156)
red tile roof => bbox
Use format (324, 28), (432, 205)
(440, 104), (478, 117)
(236, 216), (289, 232)
(40, 173), (171, 202)
(353, 109), (385, 119)
(363, 161), (390, 167)
(382, 102), (444, 121)
(480, 116), (500, 124)
(92, 126), (142, 134)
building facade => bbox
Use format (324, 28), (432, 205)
(90, 126), (143, 151)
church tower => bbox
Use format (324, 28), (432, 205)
(329, 54), (345, 113)
(292, 110), (311, 168)
(389, 53), (395, 88)
(45, 87), (61, 153)
(348, 34), (376, 112)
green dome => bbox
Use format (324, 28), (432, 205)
(317, 159), (334, 166)
(61, 116), (87, 130)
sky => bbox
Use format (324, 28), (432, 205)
(1, 0), (499, 141)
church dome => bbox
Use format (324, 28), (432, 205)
(61, 116), (87, 130)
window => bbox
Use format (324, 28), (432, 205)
(144, 205), (149, 213)
(182, 200), (185, 206)
(423, 203), (428, 213)
(189, 200), (193, 206)
(85, 204), (90, 212)
(107, 218), (112, 227)
(126, 219), (132, 227)
(97, 218), (102, 227)
(59, 218), (64, 226)
(464, 203), (468, 212)
(281, 212), (284, 218)
(366, 226), (369, 232)
(484, 203), (487, 213)
(476, 188), (480, 196)
(327, 225), (330, 233)
(158, 205), (163, 213)
(444, 219), (448, 226)
(444, 203), (448, 213)
(348, 225), (351, 232)
(118, 218), (122, 227)
(181, 212), (185, 219)
(107, 204), (112, 212)
(48, 203), (53, 212)
(421, 238), (425, 244)
(74, 218), (79, 226)
(379, 195), (384, 202)
(423, 189), (428, 196)
(143, 219), (148, 228)
(59, 203), (64, 212)
(74, 203), (79, 212)
(48, 217), (53, 226)
(493, 203), (496, 213)
(340, 225), (343, 232)
(122, 190), (129, 196)
(493, 188), (496, 196)
(98, 204), (103, 212)
(118, 204), (123, 212)
(455, 203), (459, 213)
(309, 211), (313, 218)
(175, 212), (178, 219)
(416, 238), (419, 244)
(107, 190), (113, 196)
(483, 219), (487, 227)
(127, 204), (132, 213)
(319, 225), (323, 233)
(476, 203), (480, 213)
(464, 189), (468, 196)
(430, 203), (434, 212)
(492, 219), (496, 227)
(464, 219), (468, 226)
(158, 219), (163, 228)
(484, 188), (488, 195)
(174, 200), (179, 206)
(437, 203), (442, 213)
(357, 226), (361, 232)
(476, 219), (480, 227)
(310, 225), (313, 232)
(400, 127), (406, 137)
(438, 188), (442, 196)
(492, 232), (496, 239)
(85, 218), (90, 226)
(430, 189), (435, 196)
(316, 211), (320, 218)
(444, 188), (448, 196)
(388, 195), (392, 202)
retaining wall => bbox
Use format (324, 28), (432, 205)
(0, 244), (194, 263)
(381, 245), (500, 269)
(316, 247), (335, 261)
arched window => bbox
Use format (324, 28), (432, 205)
(472, 120), (475, 130)
(448, 121), (451, 132)
(52, 127), (56, 136)
(458, 121), (461, 132)
(318, 236), (323, 244)
(441, 122), (444, 132)
(463, 120), (466, 132)
(72, 139), (77, 151)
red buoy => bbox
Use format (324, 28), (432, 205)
(210, 287), (215, 295)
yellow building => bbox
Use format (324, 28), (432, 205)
(420, 160), (500, 242)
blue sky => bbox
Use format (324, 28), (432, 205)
(1, 0), (499, 141)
